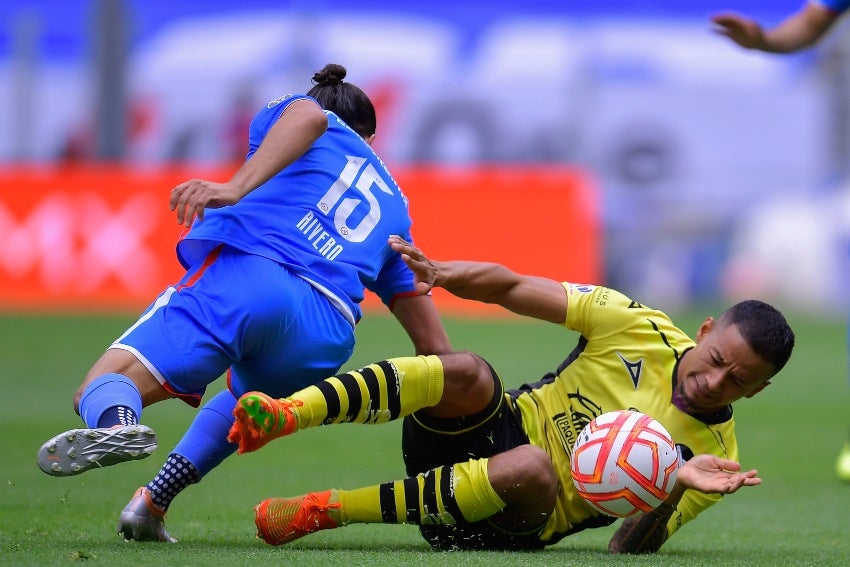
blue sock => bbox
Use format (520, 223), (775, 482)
(96, 406), (138, 427)
(172, 390), (238, 477)
(78, 373), (143, 428)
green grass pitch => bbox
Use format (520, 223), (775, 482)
(1, 308), (847, 566)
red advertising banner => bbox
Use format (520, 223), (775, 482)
(395, 167), (601, 315)
(0, 165), (599, 315)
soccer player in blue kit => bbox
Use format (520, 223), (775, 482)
(712, 0), (850, 481)
(36, 63), (451, 540)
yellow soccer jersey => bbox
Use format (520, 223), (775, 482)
(509, 283), (738, 544)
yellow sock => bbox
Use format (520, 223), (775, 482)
(289, 355), (445, 429)
(337, 458), (505, 526)
(451, 458), (506, 523)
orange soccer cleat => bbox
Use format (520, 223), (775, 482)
(227, 392), (303, 454)
(254, 490), (341, 545)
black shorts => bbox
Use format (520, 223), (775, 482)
(401, 362), (547, 551)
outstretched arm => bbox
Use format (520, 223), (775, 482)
(608, 454), (761, 554)
(391, 294), (453, 355)
(712, 2), (841, 53)
(388, 235), (568, 324)
(170, 99), (328, 225)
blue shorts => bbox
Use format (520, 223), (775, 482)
(111, 245), (355, 406)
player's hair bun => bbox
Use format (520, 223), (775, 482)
(306, 62), (375, 137)
(312, 64), (346, 87)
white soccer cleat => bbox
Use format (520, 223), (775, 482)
(37, 425), (158, 476)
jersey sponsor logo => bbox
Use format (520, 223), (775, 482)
(627, 300), (644, 309)
(558, 389), (603, 455)
(553, 412), (573, 453)
(267, 94), (293, 108)
(616, 352), (643, 389)
(594, 286), (610, 307)
(571, 284), (595, 294)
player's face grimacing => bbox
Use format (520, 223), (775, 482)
(673, 318), (775, 415)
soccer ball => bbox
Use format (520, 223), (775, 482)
(570, 410), (680, 518)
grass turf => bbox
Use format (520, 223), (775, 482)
(1, 308), (847, 566)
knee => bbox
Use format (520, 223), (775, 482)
(430, 351), (494, 415)
(502, 445), (558, 503)
(441, 351), (490, 393)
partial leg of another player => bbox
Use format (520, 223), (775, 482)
(37, 349), (169, 477)
(253, 445), (557, 546)
(228, 352), (492, 454)
(118, 390), (239, 542)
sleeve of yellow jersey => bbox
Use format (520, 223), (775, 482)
(562, 282), (640, 339)
(667, 489), (723, 537)
(667, 416), (738, 535)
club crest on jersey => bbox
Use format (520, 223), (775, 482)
(616, 352), (643, 389)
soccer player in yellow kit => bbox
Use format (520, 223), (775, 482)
(227, 236), (795, 553)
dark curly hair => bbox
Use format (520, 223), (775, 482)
(307, 63), (376, 138)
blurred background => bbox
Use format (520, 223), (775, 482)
(2, 4), (849, 561)
(1, 0), (849, 316)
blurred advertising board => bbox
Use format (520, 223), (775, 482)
(0, 165), (600, 314)
(4, 0), (842, 308)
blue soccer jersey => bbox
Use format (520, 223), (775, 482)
(176, 94), (418, 325)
